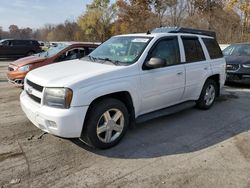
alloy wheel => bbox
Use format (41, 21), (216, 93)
(96, 108), (125, 143)
(204, 84), (215, 106)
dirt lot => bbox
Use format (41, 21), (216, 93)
(1, 60), (250, 188)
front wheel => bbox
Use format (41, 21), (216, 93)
(81, 98), (129, 149)
(196, 79), (218, 110)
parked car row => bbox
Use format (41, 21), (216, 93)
(18, 27), (226, 149)
(2, 28), (249, 149)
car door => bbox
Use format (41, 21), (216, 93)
(181, 36), (212, 100)
(18, 40), (30, 55)
(139, 37), (185, 115)
(9, 40), (26, 56)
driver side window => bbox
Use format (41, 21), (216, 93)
(56, 49), (83, 62)
(148, 37), (180, 66)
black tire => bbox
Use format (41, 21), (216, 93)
(27, 51), (35, 56)
(81, 98), (129, 149)
(196, 79), (218, 110)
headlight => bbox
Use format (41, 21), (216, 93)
(242, 64), (250, 68)
(43, 88), (73, 109)
(18, 65), (30, 72)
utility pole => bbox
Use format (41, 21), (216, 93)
(207, 0), (212, 30)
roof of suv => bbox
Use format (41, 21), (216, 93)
(117, 27), (216, 39)
(117, 32), (214, 39)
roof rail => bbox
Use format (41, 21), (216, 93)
(151, 27), (216, 38)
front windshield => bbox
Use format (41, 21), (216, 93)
(85, 36), (152, 65)
(223, 44), (250, 56)
(36, 43), (69, 58)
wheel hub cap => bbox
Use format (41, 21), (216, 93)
(97, 108), (125, 143)
(204, 84), (215, 106)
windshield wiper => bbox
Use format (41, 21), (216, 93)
(96, 57), (122, 66)
(88, 55), (97, 62)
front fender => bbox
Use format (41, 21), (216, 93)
(71, 77), (141, 116)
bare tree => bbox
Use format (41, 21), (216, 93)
(152, 0), (177, 26)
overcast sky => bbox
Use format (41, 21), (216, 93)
(0, 0), (94, 31)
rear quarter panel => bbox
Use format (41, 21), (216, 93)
(210, 58), (226, 88)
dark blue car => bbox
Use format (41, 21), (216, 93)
(223, 43), (250, 82)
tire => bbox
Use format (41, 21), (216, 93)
(196, 79), (218, 110)
(81, 98), (129, 149)
(27, 51), (35, 56)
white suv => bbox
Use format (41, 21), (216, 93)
(20, 27), (226, 149)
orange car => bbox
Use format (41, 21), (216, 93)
(6, 42), (100, 87)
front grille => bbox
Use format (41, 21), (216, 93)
(8, 67), (14, 71)
(26, 91), (41, 103)
(226, 64), (240, 72)
(26, 79), (43, 104)
(27, 79), (43, 92)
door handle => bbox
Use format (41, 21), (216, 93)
(204, 67), (209, 70)
(177, 72), (183, 76)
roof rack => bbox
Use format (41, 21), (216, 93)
(151, 27), (216, 38)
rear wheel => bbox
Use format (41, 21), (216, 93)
(81, 98), (129, 149)
(196, 79), (218, 110)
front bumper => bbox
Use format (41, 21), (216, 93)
(20, 91), (88, 138)
(227, 71), (250, 81)
(226, 65), (250, 81)
(226, 72), (250, 81)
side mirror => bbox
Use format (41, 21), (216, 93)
(145, 57), (166, 69)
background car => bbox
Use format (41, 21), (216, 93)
(6, 42), (100, 86)
(223, 43), (250, 82)
(38, 41), (50, 51)
(219, 44), (230, 51)
(0, 39), (42, 58)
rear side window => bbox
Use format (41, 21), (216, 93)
(12, 40), (25, 46)
(203, 38), (223, 59)
(182, 37), (205, 63)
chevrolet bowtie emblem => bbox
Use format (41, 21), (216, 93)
(27, 87), (33, 94)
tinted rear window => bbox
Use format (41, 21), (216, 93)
(203, 38), (223, 59)
(12, 40), (25, 46)
(182, 37), (205, 63)
(10, 40), (37, 46)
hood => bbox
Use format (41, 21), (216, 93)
(26, 59), (124, 88)
(12, 56), (46, 67)
(225, 56), (250, 65)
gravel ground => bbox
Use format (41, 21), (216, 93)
(0, 60), (250, 188)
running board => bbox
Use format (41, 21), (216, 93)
(136, 101), (196, 124)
